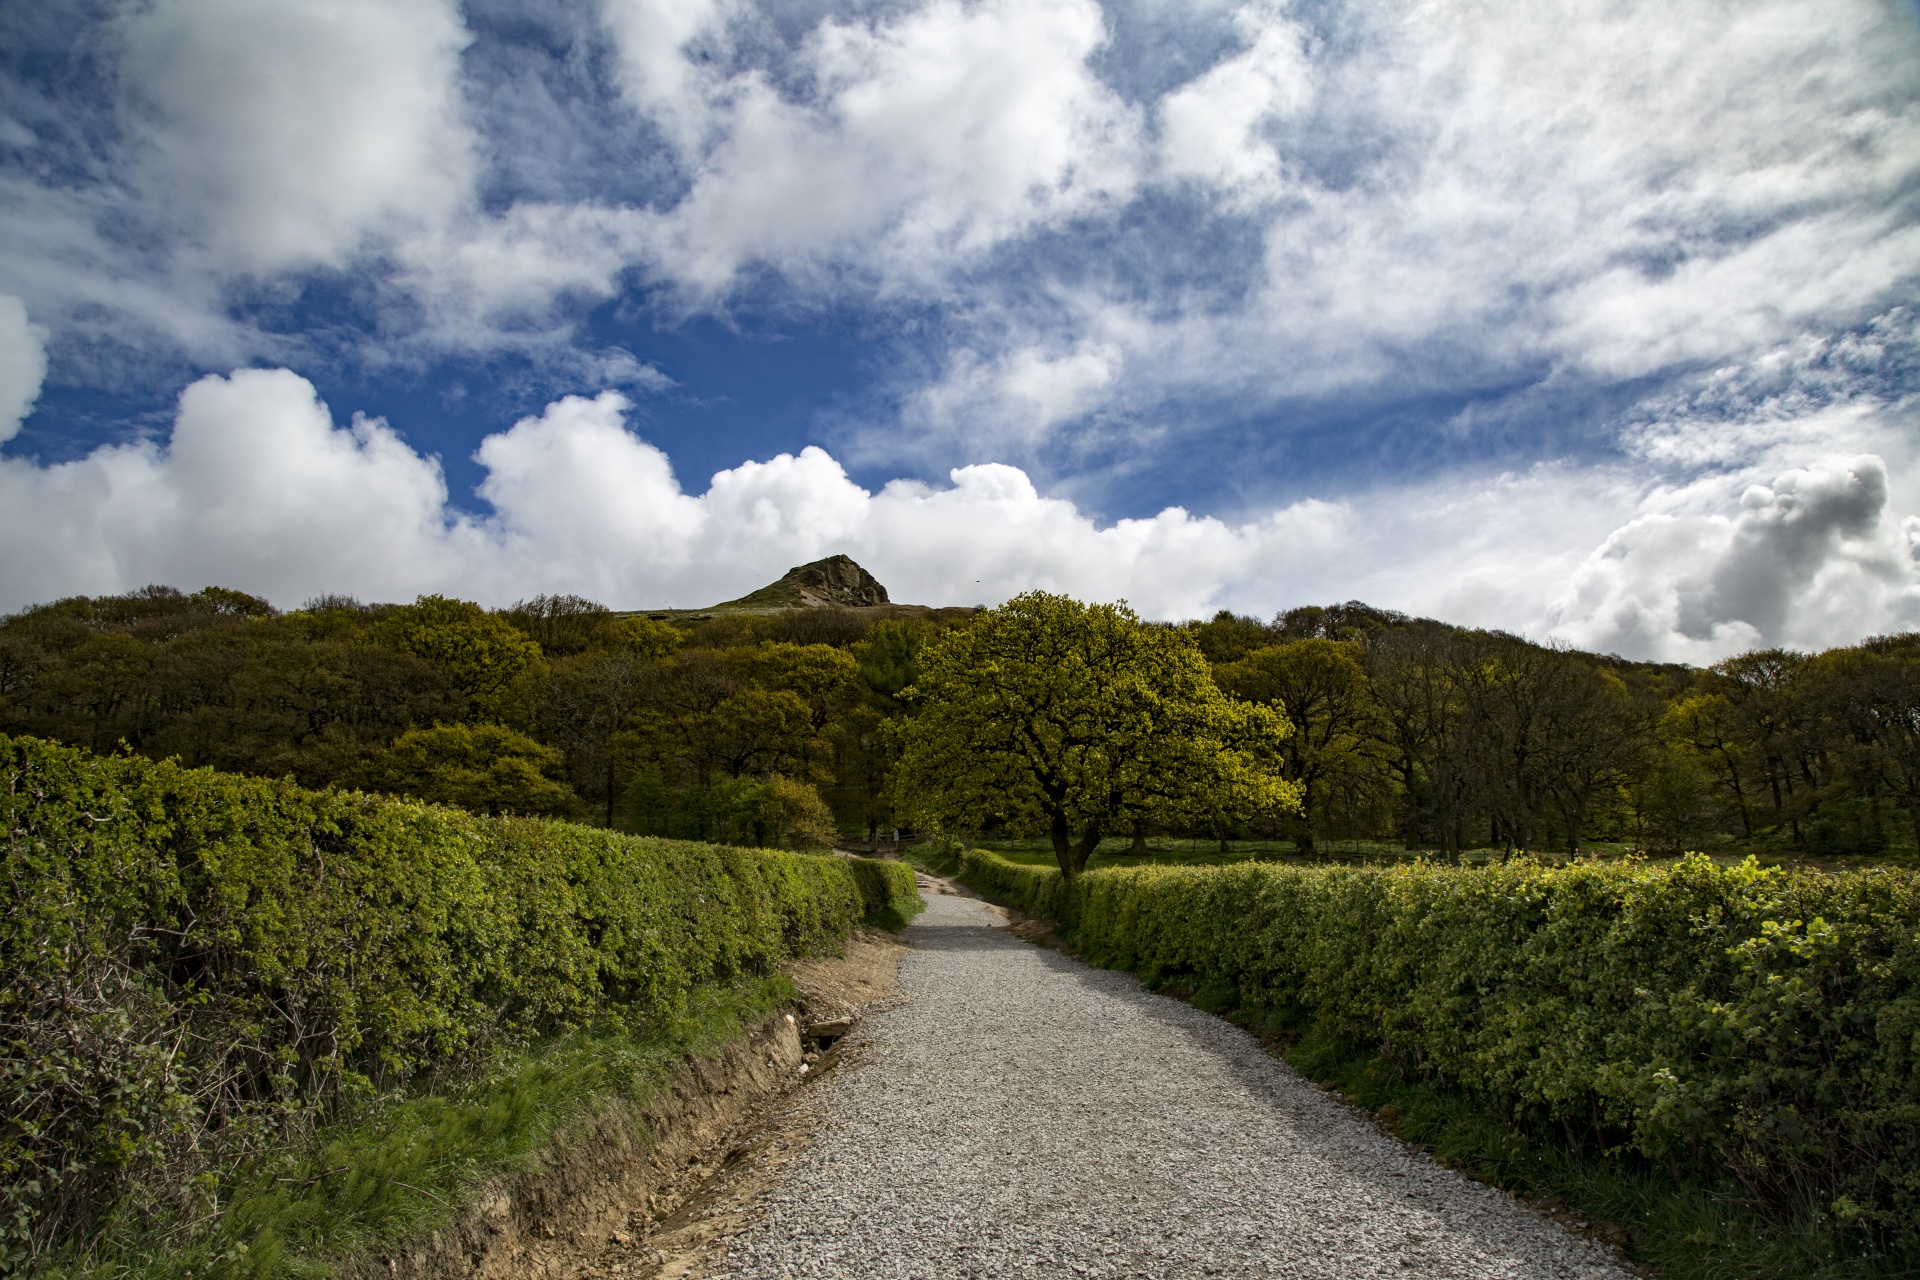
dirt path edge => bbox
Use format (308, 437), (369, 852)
(339, 933), (907, 1280)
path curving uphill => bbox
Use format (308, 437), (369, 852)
(719, 887), (1631, 1280)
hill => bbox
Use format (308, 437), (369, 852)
(722, 554), (891, 608)
(628, 554), (956, 621)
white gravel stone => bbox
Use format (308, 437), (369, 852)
(720, 892), (1632, 1280)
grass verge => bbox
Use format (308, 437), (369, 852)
(45, 975), (798, 1280)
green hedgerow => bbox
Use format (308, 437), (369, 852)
(0, 733), (918, 1270)
(960, 847), (1920, 1245)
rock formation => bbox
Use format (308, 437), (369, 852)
(722, 555), (891, 609)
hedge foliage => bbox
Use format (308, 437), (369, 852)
(0, 733), (919, 1266)
(960, 848), (1920, 1239)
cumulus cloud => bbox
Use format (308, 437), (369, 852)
(0, 369), (1340, 618)
(1545, 457), (1920, 662)
(115, 0), (478, 276)
(3, 368), (1916, 662)
(0, 294), (47, 443)
(0, 369), (465, 607)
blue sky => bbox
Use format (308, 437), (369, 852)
(1, 0), (1917, 660)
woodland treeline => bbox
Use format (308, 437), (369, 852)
(2, 585), (1915, 858)
(1199, 602), (1920, 858)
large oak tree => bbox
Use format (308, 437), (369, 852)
(892, 592), (1299, 878)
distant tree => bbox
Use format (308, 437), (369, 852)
(140, 626), (463, 784)
(1663, 691), (1758, 836)
(536, 615), (683, 824)
(735, 642), (863, 733)
(1631, 745), (1718, 853)
(1274, 600), (1407, 642)
(1214, 638), (1387, 855)
(624, 650), (816, 784)
(765, 775), (839, 849)
(1358, 622), (1480, 858)
(500, 593), (611, 657)
(854, 618), (934, 704)
(1532, 655), (1646, 854)
(1806, 644), (1920, 853)
(619, 769), (836, 848)
(1713, 649), (1818, 844)
(1187, 610), (1275, 664)
(373, 722), (579, 816)
(893, 593), (1299, 878)
(369, 595), (543, 719)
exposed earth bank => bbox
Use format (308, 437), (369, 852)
(353, 933), (907, 1280)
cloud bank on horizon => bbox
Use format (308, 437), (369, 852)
(1, 0), (1917, 662)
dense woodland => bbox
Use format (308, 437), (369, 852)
(2, 585), (1915, 860)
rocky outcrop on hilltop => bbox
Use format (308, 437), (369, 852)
(724, 555), (891, 609)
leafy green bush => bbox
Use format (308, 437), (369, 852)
(843, 856), (923, 931)
(0, 734), (913, 1268)
(959, 847), (1920, 1242)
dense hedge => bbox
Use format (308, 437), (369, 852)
(0, 733), (918, 1264)
(960, 848), (1920, 1239)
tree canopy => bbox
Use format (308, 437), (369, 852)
(7, 580), (1918, 862)
(892, 592), (1299, 877)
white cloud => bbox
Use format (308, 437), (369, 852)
(1545, 456), (1920, 662)
(618, 0), (1143, 293)
(1156, 3), (1313, 204)
(0, 0), (487, 368)
(115, 0), (478, 276)
(599, 0), (741, 155)
(893, 0), (1920, 453)
(0, 294), (48, 443)
(0, 369), (1336, 619)
(3, 0), (1911, 422)
(0, 369), (465, 608)
(904, 340), (1125, 454)
(3, 368), (1916, 661)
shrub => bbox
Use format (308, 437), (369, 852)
(959, 848), (1920, 1242)
(844, 856), (923, 931)
(0, 734), (916, 1267)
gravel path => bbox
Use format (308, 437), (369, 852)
(719, 890), (1632, 1280)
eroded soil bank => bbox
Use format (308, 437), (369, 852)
(343, 932), (909, 1280)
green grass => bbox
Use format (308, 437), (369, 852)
(1178, 993), (1917, 1280)
(49, 976), (798, 1280)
